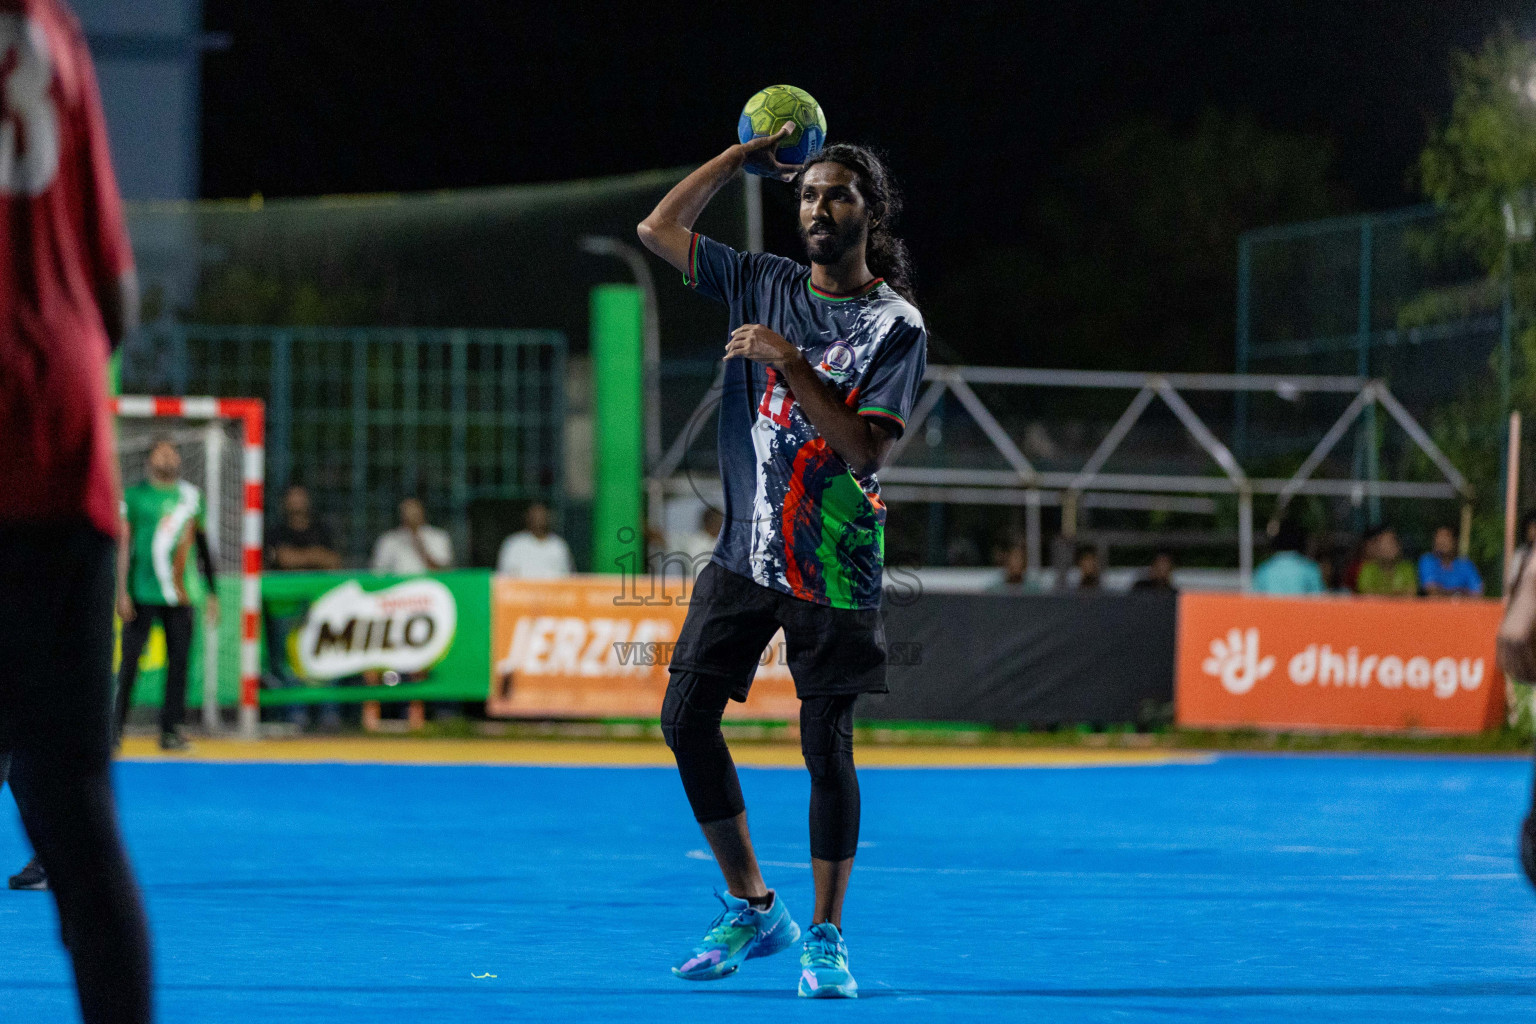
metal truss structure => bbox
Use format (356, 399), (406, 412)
(653, 366), (1471, 591)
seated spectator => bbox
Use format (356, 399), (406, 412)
(1417, 524), (1483, 597)
(1341, 533), (1369, 593)
(263, 484), (344, 732)
(990, 543), (1029, 593)
(668, 507), (724, 567)
(1317, 546), (1352, 595)
(1252, 520), (1324, 595)
(496, 502), (573, 579)
(371, 497), (453, 574)
(1132, 550), (1177, 592)
(266, 484), (342, 570)
(946, 534), (982, 566)
(1074, 545), (1102, 591)
(1355, 526), (1416, 597)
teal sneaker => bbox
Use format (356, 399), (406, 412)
(672, 890), (800, 981)
(798, 922), (857, 998)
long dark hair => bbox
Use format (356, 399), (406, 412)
(794, 143), (916, 303)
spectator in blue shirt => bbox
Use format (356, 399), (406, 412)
(1418, 525), (1483, 597)
(1253, 520), (1325, 595)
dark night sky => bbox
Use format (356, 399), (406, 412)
(201, 0), (1534, 304)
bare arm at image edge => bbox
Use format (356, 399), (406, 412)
(115, 513), (134, 621)
(100, 268), (139, 350)
(1497, 554), (1536, 681)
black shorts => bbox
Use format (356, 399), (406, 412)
(669, 561), (888, 701)
(0, 520), (116, 770)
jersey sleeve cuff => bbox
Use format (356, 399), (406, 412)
(858, 406), (906, 432)
(683, 232), (701, 288)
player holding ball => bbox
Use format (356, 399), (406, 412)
(638, 87), (927, 999)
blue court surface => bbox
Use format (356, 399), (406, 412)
(3, 753), (1535, 1022)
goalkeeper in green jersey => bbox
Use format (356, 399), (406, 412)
(114, 439), (219, 752)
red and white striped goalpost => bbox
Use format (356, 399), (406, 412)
(112, 396), (265, 739)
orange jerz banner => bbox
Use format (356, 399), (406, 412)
(1176, 592), (1505, 733)
(487, 575), (800, 720)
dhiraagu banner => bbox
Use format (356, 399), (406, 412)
(260, 571), (492, 704)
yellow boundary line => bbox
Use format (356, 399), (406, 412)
(119, 737), (1213, 769)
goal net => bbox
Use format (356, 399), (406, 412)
(113, 397), (265, 737)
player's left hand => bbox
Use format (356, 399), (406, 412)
(725, 324), (799, 369)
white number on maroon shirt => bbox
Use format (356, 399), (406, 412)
(0, 14), (60, 196)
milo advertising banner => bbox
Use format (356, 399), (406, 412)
(260, 571), (491, 704)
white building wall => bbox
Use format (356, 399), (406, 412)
(72, 0), (203, 200)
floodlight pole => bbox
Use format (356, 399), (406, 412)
(1357, 218), (1380, 527)
(1233, 234), (1251, 461)
(1025, 489), (1042, 579)
(745, 173), (764, 253)
(1502, 239), (1517, 424)
(580, 236), (663, 531)
(1506, 411), (1522, 590)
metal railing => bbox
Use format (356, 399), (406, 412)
(654, 366), (1472, 591)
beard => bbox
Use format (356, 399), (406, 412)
(800, 217), (864, 265)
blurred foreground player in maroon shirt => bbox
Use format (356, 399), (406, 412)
(0, 1), (152, 1020)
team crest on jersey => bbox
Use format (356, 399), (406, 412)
(818, 340), (856, 381)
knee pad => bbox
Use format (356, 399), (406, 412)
(799, 694), (856, 770)
(803, 748), (854, 784)
(662, 673), (744, 824)
(660, 674), (727, 753)
(659, 687), (693, 752)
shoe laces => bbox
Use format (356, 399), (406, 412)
(804, 930), (845, 968)
(702, 891), (754, 945)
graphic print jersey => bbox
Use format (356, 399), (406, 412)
(686, 233), (927, 609)
(122, 479), (205, 606)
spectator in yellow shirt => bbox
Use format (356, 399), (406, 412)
(1355, 527), (1417, 596)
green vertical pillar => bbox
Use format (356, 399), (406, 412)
(591, 285), (644, 575)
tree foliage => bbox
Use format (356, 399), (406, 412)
(1420, 26), (1536, 275)
(1416, 26), (1536, 576)
(927, 110), (1345, 371)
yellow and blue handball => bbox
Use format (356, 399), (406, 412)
(737, 85), (826, 172)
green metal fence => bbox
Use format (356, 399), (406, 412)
(119, 324), (567, 563)
(1233, 205), (1501, 529)
(1235, 206), (1499, 446)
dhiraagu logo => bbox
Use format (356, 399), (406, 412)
(1199, 626), (1487, 700)
(1202, 627), (1275, 695)
(292, 579), (457, 681)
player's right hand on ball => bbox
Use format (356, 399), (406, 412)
(117, 592), (136, 622)
(738, 124), (802, 182)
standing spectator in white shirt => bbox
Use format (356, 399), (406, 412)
(371, 498), (454, 574)
(496, 502), (573, 578)
(670, 507), (724, 567)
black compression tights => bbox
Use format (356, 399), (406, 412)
(661, 672), (860, 861)
(0, 523), (152, 1024)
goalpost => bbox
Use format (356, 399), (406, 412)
(112, 396), (265, 739)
